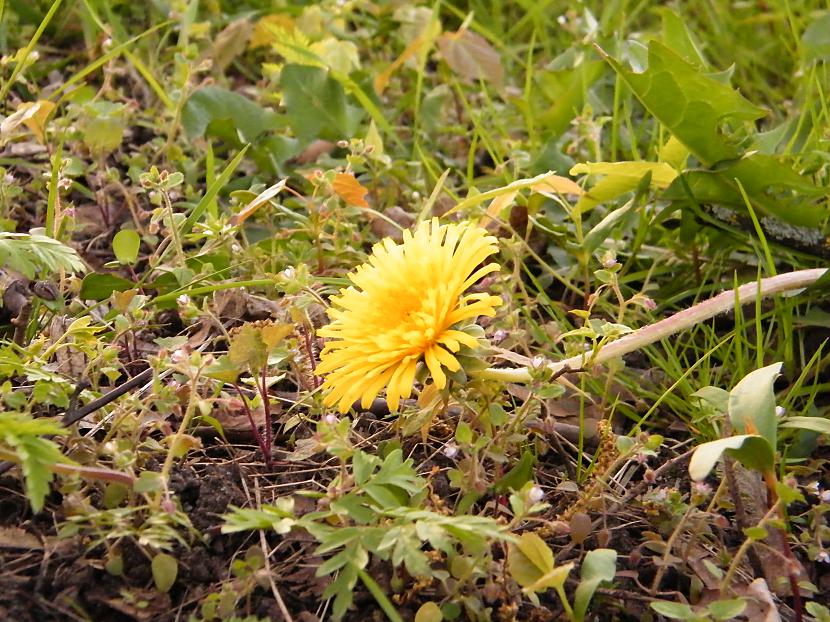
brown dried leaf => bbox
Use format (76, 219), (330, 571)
(437, 29), (503, 87)
(333, 172), (370, 208)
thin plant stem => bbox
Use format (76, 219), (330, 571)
(476, 269), (827, 384)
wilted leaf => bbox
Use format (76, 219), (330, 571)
(230, 179), (286, 225)
(333, 172), (370, 208)
(211, 18), (252, 72)
(437, 28), (503, 87)
(228, 323), (268, 370)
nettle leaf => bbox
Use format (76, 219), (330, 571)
(689, 435), (775, 481)
(573, 549), (617, 622)
(728, 362), (781, 448)
(183, 86), (279, 143)
(281, 64), (362, 142)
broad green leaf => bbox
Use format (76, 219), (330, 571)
(689, 435), (775, 481)
(605, 40), (764, 166)
(182, 86), (278, 143)
(112, 229), (140, 265)
(80, 273), (134, 300)
(570, 161), (678, 213)
(573, 548), (617, 622)
(779, 416), (830, 435)
(133, 471), (165, 494)
(508, 532), (553, 586)
(707, 598), (747, 620)
(151, 552), (178, 592)
(280, 64), (361, 142)
(657, 8), (706, 66)
(605, 41), (826, 226)
(728, 362), (781, 448)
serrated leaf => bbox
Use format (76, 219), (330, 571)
(728, 362), (781, 448)
(689, 435), (775, 481)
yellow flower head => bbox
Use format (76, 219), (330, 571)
(316, 219), (502, 413)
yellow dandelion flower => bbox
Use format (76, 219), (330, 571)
(316, 218), (502, 413)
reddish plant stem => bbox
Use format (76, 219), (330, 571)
(232, 382), (269, 466)
(259, 366), (273, 470)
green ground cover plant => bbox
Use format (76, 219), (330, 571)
(0, 1), (829, 621)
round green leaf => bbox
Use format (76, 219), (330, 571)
(151, 552), (178, 592)
(112, 229), (141, 265)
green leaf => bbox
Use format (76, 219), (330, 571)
(0, 412), (68, 512)
(182, 86), (279, 143)
(415, 601), (443, 622)
(133, 470), (165, 494)
(728, 362), (781, 448)
(802, 12), (830, 62)
(573, 548), (617, 622)
(280, 64), (361, 141)
(605, 40), (764, 165)
(570, 161), (678, 213)
(493, 450), (536, 493)
(112, 229), (141, 265)
(605, 41), (825, 226)
(707, 598), (747, 620)
(779, 416), (830, 435)
(80, 273), (134, 300)
(0, 230), (86, 279)
(151, 552), (178, 592)
(507, 532), (554, 587)
(650, 601), (696, 620)
(689, 435), (775, 481)
(535, 59), (605, 138)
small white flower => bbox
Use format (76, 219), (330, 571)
(176, 294), (191, 306)
(170, 349), (188, 364)
(820, 489), (830, 504)
(528, 486), (545, 503)
(817, 551), (830, 564)
(531, 355), (547, 370)
(806, 481), (821, 495)
(775, 406), (786, 418)
(323, 413), (339, 426)
(442, 443), (459, 459)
